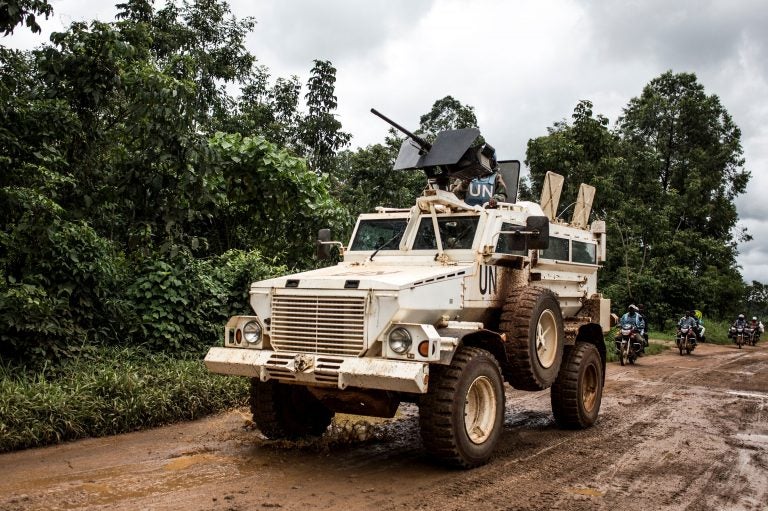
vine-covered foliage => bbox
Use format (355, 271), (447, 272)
(0, 1), (345, 365)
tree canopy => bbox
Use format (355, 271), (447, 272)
(526, 73), (750, 327)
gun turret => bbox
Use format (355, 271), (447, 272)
(370, 108), (431, 153)
(371, 108), (497, 190)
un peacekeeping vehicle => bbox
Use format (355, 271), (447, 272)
(205, 110), (611, 468)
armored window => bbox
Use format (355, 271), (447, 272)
(572, 240), (597, 264)
(413, 216), (479, 250)
(495, 222), (527, 255)
(350, 219), (408, 251)
(540, 236), (569, 260)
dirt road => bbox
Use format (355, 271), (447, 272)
(1, 341), (767, 511)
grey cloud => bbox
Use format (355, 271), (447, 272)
(738, 218), (768, 283)
(584, 0), (768, 76)
(242, 0), (436, 67)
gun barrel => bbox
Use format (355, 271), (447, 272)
(370, 108), (431, 150)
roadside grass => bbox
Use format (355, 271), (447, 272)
(0, 346), (248, 453)
(702, 320), (736, 345)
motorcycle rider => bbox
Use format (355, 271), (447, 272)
(729, 314), (748, 339)
(637, 304), (650, 347)
(749, 316), (764, 341)
(678, 310), (699, 345)
(616, 304), (646, 352)
(693, 310), (706, 343)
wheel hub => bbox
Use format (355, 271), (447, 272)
(464, 376), (497, 444)
(535, 309), (558, 368)
(581, 364), (598, 412)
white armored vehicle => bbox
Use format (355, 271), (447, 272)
(205, 112), (611, 468)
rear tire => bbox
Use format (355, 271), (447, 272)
(500, 287), (564, 390)
(551, 343), (603, 429)
(419, 346), (504, 468)
(250, 379), (334, 440)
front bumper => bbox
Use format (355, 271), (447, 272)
(204, 347), (429, 394)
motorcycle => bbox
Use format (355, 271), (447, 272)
(730, 324), (746, 349)
(746, 327), (759, 346)
(676, 325), (697, 355)
(615, 324), (642, 366)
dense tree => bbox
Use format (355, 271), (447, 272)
(417, 95), (478, 141)
(745, 281), (768, 319)
(0, 0), (346, 362)
(0, 0), (51, 35)
(526, 73), (750, 326)
(299, 60), (350, 175)
(526, 99), (623, 216)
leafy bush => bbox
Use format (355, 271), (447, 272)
(124, 249), (285, 354)
(0, 217), (127, 361)
(0, 346), (249, 452)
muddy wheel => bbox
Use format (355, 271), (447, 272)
(500, 287), (564, 391)
(250, 379), (334, 440)
(551, 343), (603, 429)
(619, 348), (626, 366)
(419, 346), (504, 468)
(679, 345), (684, 355)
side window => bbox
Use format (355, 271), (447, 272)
(572, 241), (596, 264)
(540, 236), (569, 260)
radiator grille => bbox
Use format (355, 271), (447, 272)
(270, 295), (366, 356)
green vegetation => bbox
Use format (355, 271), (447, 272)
(0, 0), (763, 451)
(699, 320), (735, 345)
(525, 85), (749, 327)
(0, 346), (248, 453)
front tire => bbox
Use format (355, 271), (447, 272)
(551, 343), (603, 429)
(250, 379), (334, 440)
(419, 346), (505, 468)
(500, 287), (564, 390)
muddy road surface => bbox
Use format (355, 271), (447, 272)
(1, 341), (767, 511)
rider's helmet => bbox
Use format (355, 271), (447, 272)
(752, 316), (758, 321)
(739, 314), (745, 319)
(688, 310), (695, 316)
(628, 304), (639, 313)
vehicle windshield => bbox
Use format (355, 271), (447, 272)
(413, 216), (479, 250)
(350, 219), (408, 251)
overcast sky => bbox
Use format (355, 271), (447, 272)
(5, 0), (768, 283)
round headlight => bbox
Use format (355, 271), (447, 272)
(388, 327), (412, 354)
(242, 320), (262, 344)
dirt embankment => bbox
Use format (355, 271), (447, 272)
(1, 341), (767, 511)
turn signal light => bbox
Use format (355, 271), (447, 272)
(418, 341), (430, 357)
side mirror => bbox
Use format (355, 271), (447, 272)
(525, 216), (549, 250)
(316, 228), (331, 260)
(502, 216), (550, 251)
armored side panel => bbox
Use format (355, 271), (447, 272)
(540, 171), (564, 221)
(498, 160), (521, 203)
(571, 183), (596, 229)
